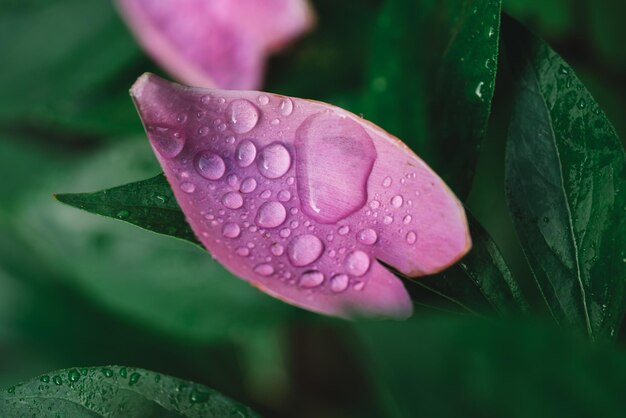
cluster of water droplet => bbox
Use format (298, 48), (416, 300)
(145, 92), (423, 296)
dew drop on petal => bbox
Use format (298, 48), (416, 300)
(345, 250), (371, 277)
(150, 129), (185, 158)
(254, 263), (274, 276)
(330, 274), (349, 293)
(258, 143), (291, 179)
(383, 177), (392, 187)
(256, 201), (287, 228)
(222, 192), (244, 209)
(383, 215), (393, 225)
(279, 98), (294, 116)
(277, 190), (291, 202)
(222, 223), (241, 238)
(257, 95), (270, 105)
(391, 195), (403, 208)
(270, 243), (285, 256)
(240, 177), (257, 193)
(406, 231), (417, 244)
(180, 182), (196, 193)
(236, 139), (257, 167)
(196, 152), (226, 180)
(299, 270), (325, 288)
(227, 99), (259, 134)
(338, 226), (350, 235)
(357, 228), (378, 245)
(287, 234), (324, 267)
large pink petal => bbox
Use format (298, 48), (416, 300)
(116, 0), (313, 90)
(130, 74), (472, 318)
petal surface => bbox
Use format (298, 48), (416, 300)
(117, 0), (313, 90)
(130, 74), (471, 318)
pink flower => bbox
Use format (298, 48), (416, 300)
(117, 0), (314, 89)
(130, 73), (471, 318)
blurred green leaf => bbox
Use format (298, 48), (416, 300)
(587, 0), (626, 70)
(359, 315), (626, 418)
(433, 0), (502, 198)
(502, 0), (573, 39)
(0, 0), (143, 136)
(503, 17), (626, 341)
(19, 140), (291, 343)
(408, 212), (528, 315)
(0, 366), (260, 418)
(56, 174), (199, 246)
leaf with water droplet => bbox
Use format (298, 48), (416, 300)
(0, 366), (260, 417)
(503, 17), (626, 341)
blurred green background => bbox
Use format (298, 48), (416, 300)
(1, 0), (625, 417)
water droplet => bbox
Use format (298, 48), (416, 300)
(53, 376), (62, 385)
(196, 152), (226, 180)
(279, 98), (294, 116)
(257, 95), (270, 105)
(236, 139), (257, 167)
(189, 388), (211, 403)
(577, 98), (586, 109)
(7, 386), (15, 394)
(258, 143), (291, 179)
(271, 243), (285, 256)
(227, 99), (259, 134)
(330, 274), (349, 292)
(406, 231), (417, 244)
(383, 177), (392, 187)
(403, 215), (412, 224)
(256, 201), (287, 228)
(150, 127), (185, 158)
(225, 135), (235, 144)
(299, 270), (325, 288)
(198, 126), (209, 136)
(40, 375), (50, 383)
(369, 200), (380, 209)
(176, 113), (187, 124)
(119, 368), (128, 378)
(475, 81), (484, 99)
(222, 223), (241, 238)
(117, 209), (129, 219)
(102, 368), (114, 378)
(279, 228), (291, 238)
(254, 263), (275, 276)
(487, 26), (495, 38)
(286, 176), (295, 185)
(260, 189), (272, 199)
(558, 64), (569, 75)
(278, 190), (291, 202)
(129, 372), (141, 386)
(68, 369), (80, 382)
(240, 177), (257, 193)
(236, 246), (250, 256)
(354, 281), (365, 291)
(338, 226), (350, 235)
(222, 192), (243, 209)
(391, 195), (403, 208)
(181, 182), (196, 193)
(287, 234), (324, 266)
(383, 215), (393, 225)
(357, 228), (378, 245)
(345, 250), (371, 276)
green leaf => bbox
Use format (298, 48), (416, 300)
(503, 17), (626, 341)
(0, 366), (260, 418)
(26, 140), (291, 342)
(358, 315), (626, 418)
(406, 212), (528, 316)
(56, 174), (199, 246)
(433, 0), (502, 198)
(0, 0), (141, 134)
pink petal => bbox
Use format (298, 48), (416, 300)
(116, 0), (313, 90)
(130, 74), (472, 319)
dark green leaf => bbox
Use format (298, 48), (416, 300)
(503, 17), (626, 341)
(405, 212), (528, 316)
(0, 366), (260, 418)
(359, 315), (626, 418)
(433, 0), (502, 198)
(0, 0), (141, 134)
(56, 174), (199, 246)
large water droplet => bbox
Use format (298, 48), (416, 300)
(391, 195), (403, 208)
(227, 99), (259, 134)
(258, 143), (291, 179)
(278, 190), (291, 202)
(345, 250), (371, 277)
(256, 201), (287, 228)
(406, 231), (417, 244)
(287, 234), (324, 266)
(180, 182), (196, 193)
(240, 177), (257, 193)
(330, 274), (349, 293)
(196, 152), (226, 180)
(254, 263), (274, 276)
(149, 127), (185, 158)
(299, 270), (325, 288)
(357, 228), (378, 245)
(222, 192), (243, 209)
(295, 112), (376, 224)
(222, 223), (241, 238)
(236, 139), (257, 167)
(279, 98), (294, 116)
